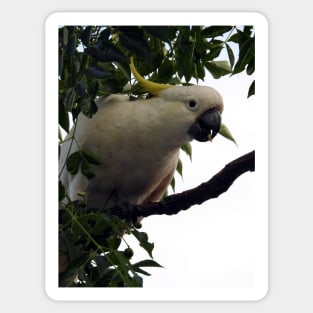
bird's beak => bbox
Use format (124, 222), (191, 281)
(188, 109), (222, 142)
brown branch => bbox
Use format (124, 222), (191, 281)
(110, 150), (255, 221)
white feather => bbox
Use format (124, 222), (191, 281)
(59, 86), (223, 209)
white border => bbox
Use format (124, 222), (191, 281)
(45, 12), (268, 301)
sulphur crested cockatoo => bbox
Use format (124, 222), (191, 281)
(59, 59), (231, 211)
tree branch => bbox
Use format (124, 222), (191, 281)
(110, 150), (255, 221)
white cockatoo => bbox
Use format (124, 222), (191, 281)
(59, 58), (232, 211)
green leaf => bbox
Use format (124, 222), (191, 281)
(206, 44), (223, 61)
(61, 27), (69, 46)
(61, 229), (83, 261)
(100, 78), (126, 94)
(66, 151), (81, 175)
(75, 81), (87, 97)
(132, 267), (151, 276)
(142, 26), (170, 42)
(201, 26), (233, 38)
(246, 58), (255, 75)
(63, 87), (76, 110)
(205, 60), (232, 79)
(71, 215), (90, 239)
(79, 98), (98, 118)
(80, 157), (95, 179)
(59, 254), (90, 286)
(170, 176), (175, 193)
(233, 37), (254, 74)
(175, 30), (195, 82)
(58, 50), (64, 78)
(106, 250), (128, 268)
(67, 35), (76, 58)
(59, 96), (69, 133)
(226, 43), (235, 69)
(248, 80), (255, 98)
(81, 26), (92, 47)
(88, 212), (112, 236)
(132, 259), (163, 276)
(84, 65), (111, 79)
(93, 268), (113, 287)
(195, 59), (205, 81)
(114, 61), (131, 81)
(81, 149), (101, 165)
(215, 60), (232, 72)
(218, 123), (237, 145)
(59, 180), (65, 201)
(228, 33), (239, 43)
(176, 54), (193, 82)
(176, 159), (183, 178)
(181, 143), (192, 160)
(105, 236), (122, 250)
(133, 259), (163, 268)
(98, 28), (110, 41)
(243, 25), (254, 35)
(132, 229), (154, 258)
(94, 255), (111, 272)
(108, 251), (133, 286)
(86, 43), (127, 62)
(157, 58), (176, 83)
(119, 32), (151, 61)
(130, 273), (143, 287)
(195, 37), (211, 55)
(86, 81), (99, 99)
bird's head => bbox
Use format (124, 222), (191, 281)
(130, 57), (235, 144)
(158, 85), (223, 142)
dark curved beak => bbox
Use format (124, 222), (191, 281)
(188, 108), (221, 142)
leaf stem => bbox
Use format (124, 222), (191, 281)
(64, 205), (104, 252)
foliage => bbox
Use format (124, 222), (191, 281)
(58, 25), (255, 287)
(59, 199), (162, 287)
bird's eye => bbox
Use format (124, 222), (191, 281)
(189, 100), (197, 108)
(187, 100), (199, 111)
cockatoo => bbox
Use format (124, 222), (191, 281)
(59, 58), (231, 211)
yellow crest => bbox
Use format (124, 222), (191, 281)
(129, 57), (173, 96)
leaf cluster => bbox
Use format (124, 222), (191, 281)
(59, 25), (254, 131)
(59, 200), (162, 287)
